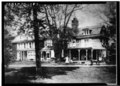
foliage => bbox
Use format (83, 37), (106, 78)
(99, 2), (117, 64)
(43, 4), (86, 61)
(3, 3), (89, 64)
(4, 29), (16, 67)
(4, 3), (46, 68)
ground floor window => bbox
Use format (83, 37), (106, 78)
(17, 51), (28, 61)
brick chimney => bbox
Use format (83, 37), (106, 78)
(72, 17), (79, 29)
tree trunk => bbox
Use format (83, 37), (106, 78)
(33, 4), (41, 75)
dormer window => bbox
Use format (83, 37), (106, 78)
(82, 28), (92, 35)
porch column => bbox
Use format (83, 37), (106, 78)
(49, 51), (50, 58)
(62, 49), (64, 58)
(32, 42), (34, 48)
(24, 43), (25, 49)
(86, 49), (88, 60)
(20, 43), (22, 49)
(41, 51), (42, 58)
(26, 43), (28, 49)
(69, 49), (71, 59)
(91, 49), (93, 60)
(78, 49), (80, 60)
(18, 44), (20, 49)
(20, 51), (23, 61)
(17, 51), (20, 61)
(22, 43), (24, 49)
(28, 43), (30, 48)
(21, 44), (22, 49)
(41, 51), (42, 61)
(25, 43), (27, 49)
(20, 44), (22, 49)
(17, 44), (18, 50)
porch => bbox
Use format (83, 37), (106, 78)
(68, 48), (106, 65)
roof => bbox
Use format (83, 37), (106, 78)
(68, 25), (103, 38)
(12, 34), (47, 43)
(12, 34), (34, 43)
(68, 40), (106, 50)
(80, 26), (102, 35)
(76, 34), (103, 39)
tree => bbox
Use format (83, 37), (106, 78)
(4, 29), (16, 67)
(43, 4), (86, 61)
(4, 3), (19, 67)
(99, 2), (116, 64)
(4, 3), (88, 69)
(4, 3), (47, 76)
(88, 2), (117, 64)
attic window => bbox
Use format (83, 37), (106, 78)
(90, 30), (92, 34)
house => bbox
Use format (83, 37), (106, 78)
(12, 35), (54, 61)
(66, 18), (107, 64)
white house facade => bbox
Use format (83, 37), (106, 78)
(12, 35), (55, 61)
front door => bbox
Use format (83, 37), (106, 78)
(22, 51), (27, 60)
(80, 49), (86, 60)
(71, 49), (78, 61)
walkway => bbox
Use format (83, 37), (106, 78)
(8, 61), (116, 68)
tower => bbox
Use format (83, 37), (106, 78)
(72, 17), (79, 34)
(72, 17), (79, 29)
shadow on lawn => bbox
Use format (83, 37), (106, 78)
(5, 67), (79, 84)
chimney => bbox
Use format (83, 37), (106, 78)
(72, 17), (79, 29)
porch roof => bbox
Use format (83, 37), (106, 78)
(68, 46), (106, 50)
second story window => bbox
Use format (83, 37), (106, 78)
(30, 42), (32, 48)
(24, 43), (26, 49)
(82, 28), (92, 35)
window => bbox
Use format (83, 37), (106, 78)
(24, 43), (26, 49)
(90, 30), (92, 34)
(30, 42), (32, 48)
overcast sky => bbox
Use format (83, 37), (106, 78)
(67, 4), (108, 28)
(7, 3), (109, 36)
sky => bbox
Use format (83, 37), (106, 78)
(67, 4), (108, 28)
(6, 3), (109, 37)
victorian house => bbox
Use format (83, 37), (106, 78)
(67, 18), (107, 64)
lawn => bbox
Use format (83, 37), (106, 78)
(4, 66), (116, 84)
